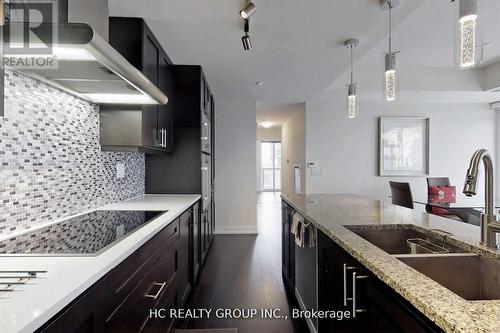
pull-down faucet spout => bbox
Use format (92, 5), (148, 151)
(463, 149), (500, 248)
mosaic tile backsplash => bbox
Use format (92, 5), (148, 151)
(0, 70), (145, 236)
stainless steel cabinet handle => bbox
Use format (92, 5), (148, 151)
(352, 272), (368, 318)
(343, 264), (356, 306)
(145, 281), (167, 300)
(159, 129), (164, 148)
(163, 129), (166, 148)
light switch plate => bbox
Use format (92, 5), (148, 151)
(116, 163), (125, 179)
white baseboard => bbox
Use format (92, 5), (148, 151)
(214, 225), (258, 235)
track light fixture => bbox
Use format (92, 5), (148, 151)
(381, 0), (400, 102)
(345, 39), (359, 119)
(242, 19), (252, 51)
(240, 2), (256, 19)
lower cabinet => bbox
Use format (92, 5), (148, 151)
(282, 200), (443, 333)
(200, 203), (214, 264)
(37, 200), (208, 333)
(316, 230), (444, 333)
(281, 201), (295, 291)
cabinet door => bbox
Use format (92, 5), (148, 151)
(158, 54), (173, 151)
(191, 204), (201, 283)
(281, 202), (295, 290)
(178, 210), (191, 307)
(207, 203), (213, 245)
(317, 230), (357, 333)
(142, 34), (160, 148)
(200, 209), (208, 263)
(359, 278), (443, 333)
(106, 245), (178, 333)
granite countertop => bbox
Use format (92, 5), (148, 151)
(282, 193), (500, 333)
(0, 194), (200, 333)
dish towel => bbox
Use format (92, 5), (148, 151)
(305, 224), (316, 248)
(300, 223), (316, 248)
(291, 212), (303, 236)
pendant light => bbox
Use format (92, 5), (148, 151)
(381, 0), (400, 102)
(454, 0), (482, 68)
(345, 39), (359, 119)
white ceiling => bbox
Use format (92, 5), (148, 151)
(109, 0), (423, 102)
(109, 0), (500, 105)
(314, 0), (500, 104)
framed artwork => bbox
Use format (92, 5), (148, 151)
(379, 117), (430, 176)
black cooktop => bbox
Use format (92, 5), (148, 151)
(0, 210), (166, 255)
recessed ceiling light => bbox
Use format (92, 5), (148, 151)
(255, 81), (264, 86)
(260, 121), (273, 128)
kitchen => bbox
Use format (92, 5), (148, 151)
(1, 0), (500, 333)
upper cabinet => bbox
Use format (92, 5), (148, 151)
(100, 18), (174, 154)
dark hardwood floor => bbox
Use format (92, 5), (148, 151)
(177, 192), (308, 333)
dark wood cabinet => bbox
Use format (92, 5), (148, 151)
(146, 65), (215, 268)
(101, 17), (173, 153)
(316, 229), (444, 333)
(317, 230), (358, 333)
(178, 208), (192, 306)
(158, 55), (174, 150)
(191, 203), (201, 284)
(37, 201), (206, 333)
(281, 201), (295, 291)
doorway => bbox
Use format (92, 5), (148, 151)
(260, 141), (281, 192)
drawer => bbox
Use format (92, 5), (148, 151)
(104, 219), (180, 312)
(143, 283), (178, 333)
(106, 245), (179, 332)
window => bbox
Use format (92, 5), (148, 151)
(261, 141), (281, 191)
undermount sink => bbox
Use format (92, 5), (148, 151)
(345, 225), (500, 301)
(398, 254), (500, 301)
(345, 225), (467, 255)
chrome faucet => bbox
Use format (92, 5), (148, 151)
(463, 149), (500, 248)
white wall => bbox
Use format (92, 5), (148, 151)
(306, 99), (495, 200)
(215, 100), (257, 234)
(257, 127), (282, 141)
(282, 105), (307, 202)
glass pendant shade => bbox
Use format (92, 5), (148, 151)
(384, 52), (398, 102)
(455, 0), (482, 68)
(347, 84), (357, 119)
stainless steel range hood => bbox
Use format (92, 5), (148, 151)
(3, 22), (168, 105)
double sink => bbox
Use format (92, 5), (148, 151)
(345, 225), (500, 301)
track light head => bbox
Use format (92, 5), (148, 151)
(242, 34), (252, 50)
(240, 2), (256, 19)
(242, 18), (252, 50)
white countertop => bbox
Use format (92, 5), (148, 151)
(0, 194), (201, 333)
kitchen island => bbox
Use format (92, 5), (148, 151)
(282, 193), (500, 333)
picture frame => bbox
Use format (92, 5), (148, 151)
(378, 117), (430, 177)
